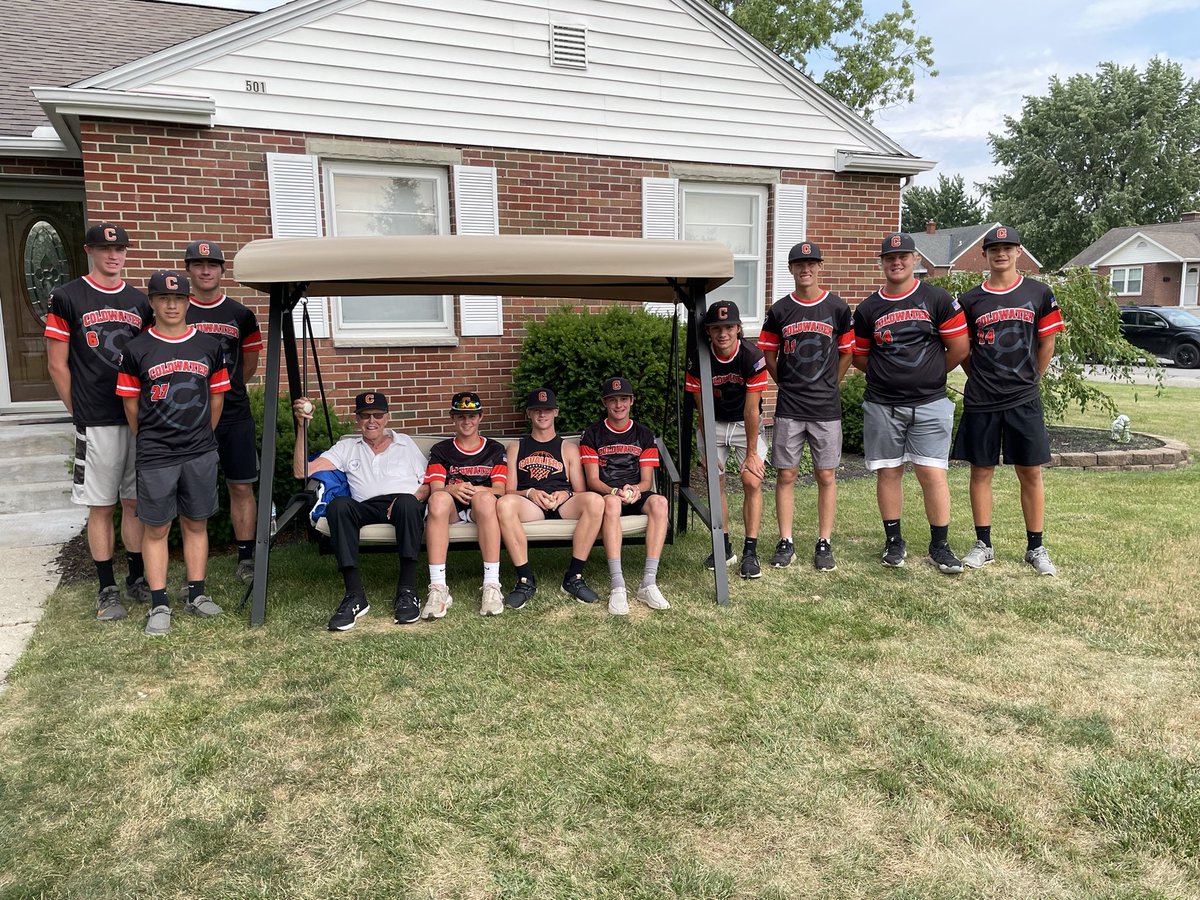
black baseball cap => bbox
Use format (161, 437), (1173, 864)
(788, 241), (823, 262)
(880, 232), (918, 256)
(355, 391), (388, 414)
(450, 391), (483, 414)
(982, 225), (1022, 248)
(525, 387), (558, 409)
(85, 222), (130, 247)
(184, 239), (226, 264)
(146, 270), (190, 298)
(601, 376), (633, 398)
(703, 300), (742, 327)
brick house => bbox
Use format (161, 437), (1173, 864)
(911, 220), (1043, 279)
(1, 0), (933, 428)
(1064, 214), (1200, 309)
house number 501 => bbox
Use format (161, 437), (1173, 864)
(245, 80), (267, 93)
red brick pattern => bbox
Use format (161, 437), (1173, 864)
(78, 121), (904, 431)
(1097, 262), (1183, 307)
(0, 156), (82, 178)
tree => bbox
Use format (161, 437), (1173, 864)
(901, 174), (988, 233)
(987, 59), (1200, 270)
(706, 0), (936, 119)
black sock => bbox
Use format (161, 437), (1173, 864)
(975, 525), (992, 547)
(126, 552), (144, 584)
(95, 559), (116, 590)
(1027, 531), (1043, 551)
(397, 558), (417, 594)
(743, 537), (758, 555)
(187, 580), (206, 602)
(150, 588), (169, 608)
(236, 540), (254, 562)
(930, 524), (949, 546)
(515, 562), (535, 581)
(723, 534), (733, 553)
(342, 566), (365, 597)
(565, 557), (586, 580)
(883, 519), (902, 540)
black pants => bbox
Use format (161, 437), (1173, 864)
(327, 493), (425, 570)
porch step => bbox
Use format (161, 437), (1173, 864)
(0, 453), (72, 481)
(0, 481), (76, 515)
(0, 509), (87, 549)
(0, 422), (76, 458)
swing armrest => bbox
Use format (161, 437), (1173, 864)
(656, 437), (681, 486)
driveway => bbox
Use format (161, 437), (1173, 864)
(1084, 363), (1200, 388)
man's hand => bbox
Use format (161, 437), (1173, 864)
(741, 451), (766, 481)
(292, 396), (315, 423)
(620, 484), (641, 505)
(449, 481), (478, 503)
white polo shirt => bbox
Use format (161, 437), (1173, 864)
(319, 429), (427, 501)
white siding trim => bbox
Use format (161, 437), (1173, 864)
(642, 176), (679, 317)
(771, 184), (806, 301)
(265, 151), (329, 338)
(453, 164), (503, 336)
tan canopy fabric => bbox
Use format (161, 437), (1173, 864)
(234, 234), (733, 301)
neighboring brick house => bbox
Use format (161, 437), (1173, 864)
(1064, 214), (1200, 310)
(1, 0), (933, 427)
(911, 220), (1043, 279)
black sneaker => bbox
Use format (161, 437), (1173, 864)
(704, 546), (737, 570)
(328, 593), (369, 631)
(739, 551), (761, 579)
(928, 542), (964, 575)
(814, 539), (836, 571)
(504, 575), (537, 610)
(769, 539), (795, 568)
(561, 573), (599, 604)
(393, 589), (420, 625)
(881, 536), (907, 568)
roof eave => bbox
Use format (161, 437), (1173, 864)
(835, 150), (936, 176)
(0, 134), (74, 158)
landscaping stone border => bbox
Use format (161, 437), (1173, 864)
(1046, 432), (1190, 472)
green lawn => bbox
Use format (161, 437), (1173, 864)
(2, 383), (1199, 898)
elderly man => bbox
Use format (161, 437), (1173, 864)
(294, 391), (429, 631)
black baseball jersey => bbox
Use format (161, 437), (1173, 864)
(852, 281), (967, 406)
(758, 291), (854, 421)
(959, 276), (1066, 412)
(685, 338), (768, 422)
(116, 327), (230, 469)
(44, 275), (151, 427)
(580, 419), (660, 489)
(514, 434), (572, 493)
(186, 294), (263, 423)
(424, 437), (507, 488)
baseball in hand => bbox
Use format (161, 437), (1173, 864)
(622, 488), (635, 501)
(300, 400), (314, 415)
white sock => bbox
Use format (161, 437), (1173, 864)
(483, 561), (501, 585)
(429, 564), (447, 587)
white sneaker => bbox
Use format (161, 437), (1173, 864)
(479, 582), (504, 616)
(636, 583), (670, 610)
(608, 586), (629, 616)
(962, 540), (995, 569)
(1025, 546), (1058, 576)
(422, 584), (453, 619)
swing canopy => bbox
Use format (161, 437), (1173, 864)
(234, 233), (738, 625)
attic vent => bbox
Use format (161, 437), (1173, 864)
(550, 23), (587, 70)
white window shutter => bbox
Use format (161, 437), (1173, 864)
(454, 164), (502, 337)
(642, 176), (680, 317)
(772, 184), (807, 301)
(266, 152), (329, 338)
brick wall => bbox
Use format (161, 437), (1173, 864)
(80, 119), (903, 432)
(0, 156), (83, 179)
(1099, 262), (1182, 307)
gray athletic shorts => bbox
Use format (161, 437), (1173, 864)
(696, 421), (767, 472)
(863, 398), (955, 471)
(72, 425), (136, 507)
(772, 417), (842, 470)
(135, 450), (219, 526)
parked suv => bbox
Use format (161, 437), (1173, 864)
(1118, 305), (1200, 368)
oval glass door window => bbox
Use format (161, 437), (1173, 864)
(24, 220), (71, 322)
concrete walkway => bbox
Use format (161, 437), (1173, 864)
(0, 419), (86, 695)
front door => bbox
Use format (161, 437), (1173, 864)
(0, 199), (84, 402)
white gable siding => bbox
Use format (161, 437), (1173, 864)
(133, 0), (877, 170)
(1101, 236), (1181, 267)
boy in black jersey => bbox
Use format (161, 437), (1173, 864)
(852, 233), (969, 574)
(423, 392), (508, 618)
(685, 301), (768, 578)
(45, 222), (152, 622)
(184, 239), (263, 585)
(580, 377), (669, 615)
(497, 387), (604, 609)
(757, 243), (854, 571)
(117, 272), (230, 635)
(951, 226), (1065, 576)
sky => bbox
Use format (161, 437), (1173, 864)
(171, 0), (1200, 195)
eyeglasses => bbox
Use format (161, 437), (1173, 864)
(357, 411), (387, 420)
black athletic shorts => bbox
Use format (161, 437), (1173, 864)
(951, 396), (1051, 467)
(216, 416), (259, 484)
(619, 495), (650, 517)
(135, 450), (220, 526)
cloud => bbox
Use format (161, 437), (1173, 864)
(1075, 0), (1200, 31)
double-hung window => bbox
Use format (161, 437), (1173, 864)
(681, 183), (767, 331)
(1110, 266), (1143, 296)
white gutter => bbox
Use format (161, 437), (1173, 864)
(836, 149), (936, 176)
(0, 135), (73, 158)
(30, 87), (217, 157)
